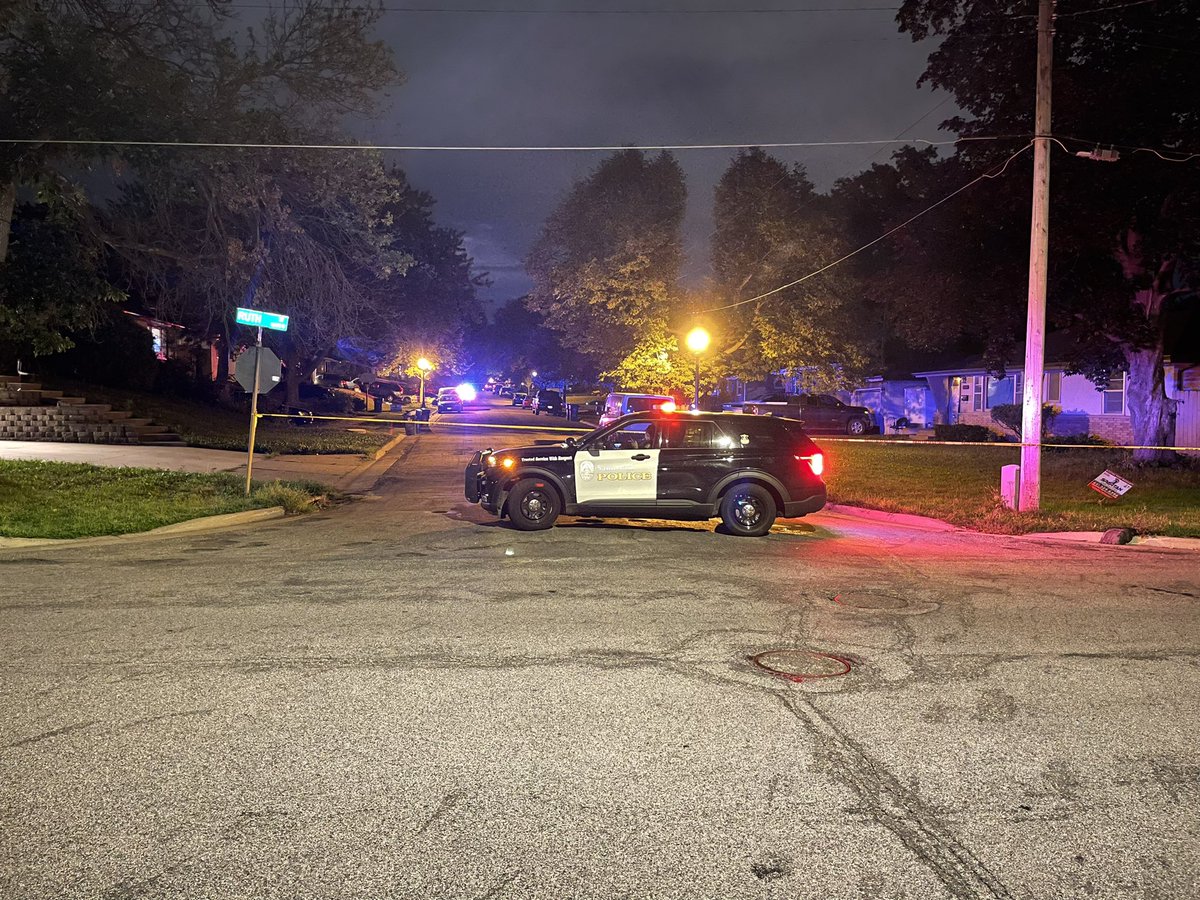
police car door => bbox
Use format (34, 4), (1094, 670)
(574, 419), (659, 507)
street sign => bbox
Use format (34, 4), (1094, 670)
(235, 347), (282, 394)
(235, 307), (290, 332)
(1089, 469), (1133, 500)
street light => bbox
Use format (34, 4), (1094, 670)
(417, 357), (432, 407)
(685, 327), (710, 410)
(529, 370), (537, 393)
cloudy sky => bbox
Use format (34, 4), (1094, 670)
(345, 3), (954, 304)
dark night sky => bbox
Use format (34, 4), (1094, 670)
(337, 3), (954, 305)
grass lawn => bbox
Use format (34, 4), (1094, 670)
(47, 381), (397, 456)
(0, 459), (329, 539)
(823, 440), (1200, 537)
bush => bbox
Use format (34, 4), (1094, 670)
(1044, 433), (1115, 449)
(990, 402), (1061, 437)
(934, 423), (999, 442)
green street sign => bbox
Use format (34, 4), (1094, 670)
(235, 307), (290, 332)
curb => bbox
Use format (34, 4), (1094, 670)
(369, 432), (406, 461)
(0, 506), (287, 550)
(828, 503), (1200, 551)
(824, 503), (961, 532)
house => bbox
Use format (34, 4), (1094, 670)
(914, 352), (1200, 450)
(851, 378), (936, 432)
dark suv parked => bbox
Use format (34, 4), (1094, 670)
(532, 388), (564, 416)
(743, 393), (873, 435)
(464, 411), (826, 536)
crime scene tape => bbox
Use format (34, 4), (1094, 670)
(255, 412), (1200, 452)
(256, 412), (590, 434)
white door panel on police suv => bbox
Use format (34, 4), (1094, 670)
(574, 449), (659, 504)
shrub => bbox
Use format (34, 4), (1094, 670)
(990, 402), (1061, 437)
(1044, 433), (1115, 449)
(934, 423), (998, 442)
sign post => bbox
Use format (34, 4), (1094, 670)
(235, 307), (289, 496)
(245, 327), (263, 496)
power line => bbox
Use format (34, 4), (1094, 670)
(703, 142), (1034, 313)
(205, 2), (903, 13)
(0, 135), (1019, 152)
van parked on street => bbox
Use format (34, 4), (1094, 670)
(598, 392), (675, 427)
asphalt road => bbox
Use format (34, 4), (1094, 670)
(3, 395), (1199, 899)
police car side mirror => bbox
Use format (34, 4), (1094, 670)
(563, 436), (578, 449)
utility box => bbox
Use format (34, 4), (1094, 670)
(1000, 464), (1021, 510)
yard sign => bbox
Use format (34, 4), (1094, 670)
(1088, 469), (1133, 500)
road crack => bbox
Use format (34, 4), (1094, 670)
(777, 692), (1014, 900)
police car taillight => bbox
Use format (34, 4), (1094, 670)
(796, 452), (824, 477)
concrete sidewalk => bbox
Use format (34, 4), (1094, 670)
(0, 439), (401, 491)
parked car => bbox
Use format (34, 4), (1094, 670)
(521, 392), (534, 409)
(463, 411), (826, 536)
(511, 391), (527, 407)
(499, 385), (515, 398)
(351, 378), (409, 401)
(598, 392), (675, 427)
(532, 388), (564, 416)
(743, 392), (874, 435)
(316, 373), (357, 390)
(436, 387), (464, 413)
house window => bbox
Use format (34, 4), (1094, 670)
(1045, 371), (1062, 404)
(972, 376), (985, 411)
(986, 375), (1016, 409)
(1101, 373), (1125, 415)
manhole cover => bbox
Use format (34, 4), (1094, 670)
(832, 592), (908, 610)
(749, 649), (853, 683)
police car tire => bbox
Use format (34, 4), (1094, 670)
(720, 483), (776, 537)
(507, 478), (561, 531)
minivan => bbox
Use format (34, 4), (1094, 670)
(598, 392), (675, 427)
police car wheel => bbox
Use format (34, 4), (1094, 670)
(720, 483), (776, 537)
(507, 479), (561, 531)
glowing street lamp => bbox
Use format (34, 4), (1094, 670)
(417, 357), (432, 406)
(685, 327), (711, 409)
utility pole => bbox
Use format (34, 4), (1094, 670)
(1019, 0), (1054, 512)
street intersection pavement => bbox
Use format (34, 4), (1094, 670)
(2, 400), (1199, 899)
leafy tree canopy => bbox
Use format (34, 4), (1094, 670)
(712, 147), (868, 384)
(525, 149), (686, 372)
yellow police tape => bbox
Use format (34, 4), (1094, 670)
(255, 412), (1200, 452)
(256, 411), (589, 433)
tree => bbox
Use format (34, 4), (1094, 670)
(0, 203), (120, 366)
(113, 148), (409, 406)
(1, 0), (400, 365)
(829, 145), (1030, 376)
(896, 0), (1200, 461)
(367, 169), (488, 381)
(525, 150), (686, 373)
(712, 148), (869, 385)
(475, 297), (590, 387)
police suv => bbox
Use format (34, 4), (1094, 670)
(464, 411), (826, 537)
